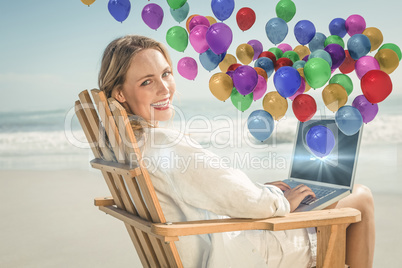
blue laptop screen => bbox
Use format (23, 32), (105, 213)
(290, 119), (361, 187)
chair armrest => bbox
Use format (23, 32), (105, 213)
(90, 158), (141, 177)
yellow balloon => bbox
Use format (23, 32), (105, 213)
(322, 84), (348, 112)
(81, 0), (95, 6)
(374, 48), (399, 74)
(262, 91), (288, 121)
(293, 45), (310, 60)
(297, 68), (311, 92)
(209, 73), (233, 101)
(219, 54), (237, 72)
(236, 43), (254, 65)
(363, 27), (383, 52)
(206, 16), (217, 25)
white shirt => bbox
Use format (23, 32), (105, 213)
(139, 127), (316, 268)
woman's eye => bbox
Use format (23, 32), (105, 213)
(141, 80), (151, 86)
(162, 71), (171, 77)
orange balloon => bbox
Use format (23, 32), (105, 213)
(81, 0), (95, 6)
(219, 54), (237, 72)
(363, 27), (383, 52)
(322, 84), (348, 112)
(374, 48), (399, 74)
(262, 91), (288, 120)
(293, 45), (310, 60)
(206, 16), (217, 25)
(236, 43), (254, 65)
(297, 68), (311, 92)
(254, 67), (268, 81)
(209, 73), (233, 101)
(186, 14), (199, 33)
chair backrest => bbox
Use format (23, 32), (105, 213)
(75, 89), (183, 268)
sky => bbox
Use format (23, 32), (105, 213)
(0, 0), (401, 112)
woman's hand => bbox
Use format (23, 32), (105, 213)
(283, 184), (316, 212)
(264, 181), (291, 192)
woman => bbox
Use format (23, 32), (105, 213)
(98, 35), (375, 268)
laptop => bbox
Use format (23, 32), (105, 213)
(282, 117), (363, 212)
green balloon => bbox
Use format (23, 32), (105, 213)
(283, 51), (300, 63)
(325, 35), (345, 48)
(276, 0), (296, 23)
(379, 43), (402, 61)
(268, 47), (283, 60)
(167, 0), (187, 10)
(329, 74), (353, 95)
(304, 58), (331, 89)
(166, 26), (188, 52)
(231, 88), (253, 112)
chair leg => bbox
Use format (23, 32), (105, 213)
(316, 224), (348, 268)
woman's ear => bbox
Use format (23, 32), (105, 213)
(111, 88), (126, 103)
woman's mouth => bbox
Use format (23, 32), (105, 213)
(151, 98), (170, 110)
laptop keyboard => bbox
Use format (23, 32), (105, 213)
(286, 182), (336, 205)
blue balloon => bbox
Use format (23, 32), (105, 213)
(294, 20), (316, 45)
(273, 66), (301, 98)
(199, 49), (225, 71)
(211, 0), (235, 21)
(265, 17), (288, 45)
(306, 125), (335, 158)
(170, 2), (189, 23)
(293, 60), (306, 69)
(108, 0), (131, 22)
(335, 105), (363, 136)
(254, 57), (275, 78)
(309, 49), (332, 67)
(308, 32), (327, 52)
(347, 34), (371, 60)
(329, 18), (347, 38)
(247, 110), (275, 142)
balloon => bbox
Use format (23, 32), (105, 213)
(308, 32), (326, 52)
(186, 14), (199, 33)
(361, 70), (392, 103)
(335, 105), (363, 136)
(362, 27), (383, 52)
(247, 40), (263, 61)
(347, 34), (371, 60)
(199, 49), (225, 71)
(283, 51), (300, 63)
(167, 0), (186, 10)
(170, 2), (189, 23)
(236, 7), (256, 31)
(329, 18), (347, 38)
(355, 56), (380, 80)
(232, 65), (258, 95)
(206, 16), (217, 25)
(254, 67), (268, 81)
(262, 91), (288, 120)
(294, 20), (316, 45)
(324, 43), (346, 70)
(275, 57), (293, 71)
(306, 125), (336, 158)
(374, 49), (400, 74)
(231, 88), (253, 112)
(188, 16), (210, 32)
(324, 35), (345, 48)
(227, 63), (241, 72)
(345, 14), (366, 36)
(339, 50), (356, 74)
(206, 23), (233, 55)
(253, 75), (268, 101)
(268, 47), (284, 60)
(254, 57), (275, 78)
(379, 43), (402, 61)
(304, 58), (331, 88)
(309, 49), (332, 67)
(293, 60), (306, 70)
(189, 25), (209, 53)
(108, 0), (131, 23)
(322, 84), (348, 112)
(236, 44), (254, 65)
(177, 57), (198, 80)
(278, 43), (292, 53)
(141, 3), (164, 30)
(209, 73), (233, 101)
(297, 68), (311, 92)
(219, 54), (237, 72)
(289, 78), (306, 101)
(274, 66), (301, 98)
(292, 94), (317, 122)
(265, 18), (288, 45)
(352, 95), (379, 123)
(166, 26), (188, 52)
(329, 74), (353, 95)
(259, 51), (277, 65)
(81, 0), (96, 6)
(276, 0), (296, 22)
(211, 0), (235, 21)
(293, 45), (310, 60)
(247, 110), (275, 141)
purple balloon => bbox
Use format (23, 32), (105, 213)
(232, 65), (258, 95)
(324, 44), (346, 70)
(247, 39), (263, 61)
(352, 95), (378, 123)
(302, 55), (309, 62)
(177, 57), (198, 80)
(141, 3), (164, 30)
(189, 25), (209, 53)
(345, 14), (366, 36)
(108, 0), (131, 22)
(355, 56), (380, 80)
(206, 22), (233, 55)
(189, 15), (210, 32)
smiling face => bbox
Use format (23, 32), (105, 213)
(114, 48), (176, 124)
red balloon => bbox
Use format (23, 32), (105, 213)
(275, 57), (293, 71)
(361, 70), (392, 103)
(339, 50), (356, 74)
(236, 7), (256, 31)
(258, 51), (277, 65)
(227, 63), (242, 72)
(292, 94), (317, 122)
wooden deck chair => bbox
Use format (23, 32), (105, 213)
(75, 89), (361, 268)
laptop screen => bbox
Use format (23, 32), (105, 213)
(290, 119), (362, 187)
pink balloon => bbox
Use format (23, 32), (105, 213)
(355, 56), (380, 80)
(189, 15), (210, 32)
(177, 57), (198, 80)
(289, 77), (306, 101)
(189, 25), (209, 53)
(278, 43), (292, 53)
(253, 75), (267, 101)
(345, 14), (366, 36)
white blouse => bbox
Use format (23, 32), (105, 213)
(140, 127), (316, 268)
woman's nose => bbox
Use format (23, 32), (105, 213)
(157, 79), (170, 95)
